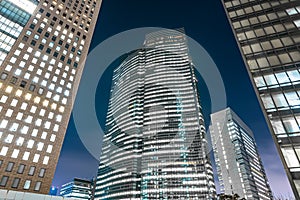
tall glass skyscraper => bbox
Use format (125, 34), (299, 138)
(221, 0), (300, 198)
(95, 29), (216, 199)
(0, 0), (102, 194)
(210, 108), (272, 200)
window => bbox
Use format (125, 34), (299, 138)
(39, 168), (46, 177)
(20, 81), (27, 88)
(0, 176), (8, 186)
(272, 93), (288, 108)
(271, 119), (285, 135)
(294, 20), (300, 28)
(0, 146), (8, 156)
(37, 142), (44, 151)
(285, 92), (300, 106)
(11, 178), (20, 188)
(27, 140), (34, 148)
(11, 149), (19, 158)
(34, 181), (41, 191)
(43, 156), (49, 165)
(33, 154), (40, 163)
(283, 117), (300, 133)
(28, 166), (35, 176)
(5, 134), (14, 143)
(17, 164), (25, 174)
(6, 162), (14, 172)
(282, 147), (300, 168)
(24, 180), (31, 190)
(16, 137), (24, 146)
(1, 73), (8, 80)
(22, 152), (30, 161)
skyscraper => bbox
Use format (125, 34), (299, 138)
(0, 0), (102, 194)
(210, 108), (272, 200)
(221, 0), (300, 198)
(95, 29), (216, 199)
(60, 178), (93, 200)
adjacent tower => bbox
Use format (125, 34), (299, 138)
(221, 0), (300, 198)
(0, 0), (102, 194)
(95, 29), (216, 199)
(210, 108), (272, 199)
(60, 178), (93, 200)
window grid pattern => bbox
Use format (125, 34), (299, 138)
(0, 0), (102, 194)
(95, 30), (216, 199)
(223, 0), (300, 198)
(210, 108), (273, 200)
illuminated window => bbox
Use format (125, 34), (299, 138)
(16, 137), (24, 146)
(282, 147), (300, 168)
(0, 95), (8, 103)
(37, 142), (44, 151)
(5, 109), (13, 117)
(24, 180), (31, 190)
(0, 146), (8, 156)
(21, 126), (29, 134)
(30, 106), (37, 113)
(11, 99), (18, 107)
(32, 129), (38, 137)
(0, 120), (8, 128)
(16, 112), (23, 120)
(53, 124), (59, 132)
(41, 132), (47, 139)
(294, 20), (300, 28)
(10, 123), (19, 132)
(5, 134), (14, 143)
(22, 152), (30, 160)
(43, 156), (49, 165)
(35, 119), (42, 126)
(33, 154), (40, 163)
(44, 121), (51, 129)
(50, 134), (56, 142)
(25, 116), (33, 123)
(11, 149), (20, 158)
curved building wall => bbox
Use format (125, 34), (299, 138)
(95, 29), (216, 200)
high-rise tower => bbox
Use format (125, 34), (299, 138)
(0, 0), (102, 194)
(95, 29), (216, 199)
(221, 0), (300, 198)
(210, 108), (272, 199)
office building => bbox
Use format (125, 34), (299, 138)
(0, 0), (102, 194)
(221, 0), (300, 198)
(95, 29), (216, 199)
(60, 178), (93, 200)
(210, 108), (272, 199)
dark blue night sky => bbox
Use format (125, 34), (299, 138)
(52, 0), (292, 197)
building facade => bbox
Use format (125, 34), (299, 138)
(221, 0), (300, 198)
(60, 178), (93, 200)
(95, 29), (216, 199)
(210, 108), (272, 199)
(0, 0), (102, 194)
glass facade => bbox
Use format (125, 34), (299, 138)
(0, 0), (102, 194)
(222, 0), (300, 198)
(95, 29), (216, 199)
(0, 0), (36, 66)
(210, 108), (272, 199)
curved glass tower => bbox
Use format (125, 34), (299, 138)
(95, 29), (216, 199)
